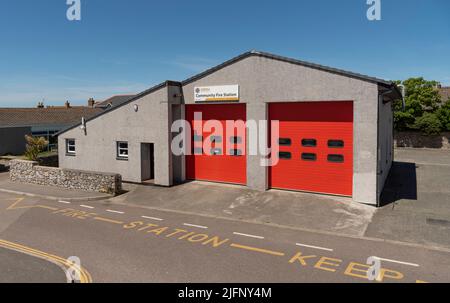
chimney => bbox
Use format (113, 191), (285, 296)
(65, 100), (71, 108)
(88, 97), (95, 108)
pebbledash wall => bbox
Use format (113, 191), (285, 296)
(10, 159), (122, 194)
(57, 51), (401, 206)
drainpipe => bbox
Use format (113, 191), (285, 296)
(397, 84), (406, 110)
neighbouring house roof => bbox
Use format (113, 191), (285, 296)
(57, 50), (402, 136)
(94, 95), (135, 109)
(0, 107), (103, 128)
(439, 87), (450, 102)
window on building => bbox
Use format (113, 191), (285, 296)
(210, 136), (222, 143)
(230, 149), (242, 156)
(117, 141), (129, 159)
(65, 139), (76, 155)
(301, 153), (317, 161)
(328, 140), (344, 148)
(211, 148), (222, 155)
(193, 133), (203, 142)
(278, 138), (292, 146)
(328, 154), (344, 163)
(193, 147), (203, 155)
(33, 129), (60, 152)
(302, 139), (317, 147)
(279, 152), (292, 159)
(230, 136), (242, 144)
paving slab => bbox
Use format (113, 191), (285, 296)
(365, 148), (450, 249)
(112, 181), (375, 237)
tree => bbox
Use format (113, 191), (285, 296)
(393, 111), (415, 131)
(437, 100), (450, 131)
(24, 135), (49, 162)
(413, 113), (442, 135)
(403, 77), (442, 112)
(393, 77), (443, 131)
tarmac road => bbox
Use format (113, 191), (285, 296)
(0, 247), (66, 283)
(0, 191), (449, 283)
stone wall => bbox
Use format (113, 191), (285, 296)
(9, 159), (122, 194)
(394, 131), (450, 149)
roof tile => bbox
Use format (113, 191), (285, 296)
(0, 107), (103, 128)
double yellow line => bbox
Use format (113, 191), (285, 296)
(0, 239), (92, 283)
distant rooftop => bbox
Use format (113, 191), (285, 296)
(438, 86), (450, 102)
(94, 95), (135, 109)
(0, 106), (102, 128)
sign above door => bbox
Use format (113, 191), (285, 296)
(194, 85), (239, 102)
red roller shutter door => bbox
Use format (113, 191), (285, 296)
(269, 101), (353, 196)
(186, 104), (246, 185)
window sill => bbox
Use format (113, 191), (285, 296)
(116, 157), (129, 161)
(65, 153), (76, 157)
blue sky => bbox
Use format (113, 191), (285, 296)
(0, 0), (449, 107)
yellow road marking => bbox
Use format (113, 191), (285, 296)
(0, 239), (92, 283)
(3, 198), (426, 283)
(37, 205), (59, 211)
(5, 197), (58, 211)
(230, 243), (285, 256)
(94, 216), (124, 225)
(6, 198), (35, 210)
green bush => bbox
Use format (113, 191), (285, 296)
(394, 110), (415, 130)
(393, 77), (444, 135)
(437, 100), (450, 131)
(24, 135), (49, 162)
(413, 113), (442, 135)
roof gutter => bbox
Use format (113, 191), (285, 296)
(379, 82), (404, 104)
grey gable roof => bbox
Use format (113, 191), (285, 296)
(57, 50), (401, 136)
(182, 50), (398, 88)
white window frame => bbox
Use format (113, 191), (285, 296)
(66, 139), (76, 155)
(117, 141), (129, 159)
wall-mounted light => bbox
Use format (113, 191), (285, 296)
(133, 104), (139, 112)
(80, 117), (87, 135)
(80, 117), (86, 131)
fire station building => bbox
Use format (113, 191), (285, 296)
(57, 51), (402, 206)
